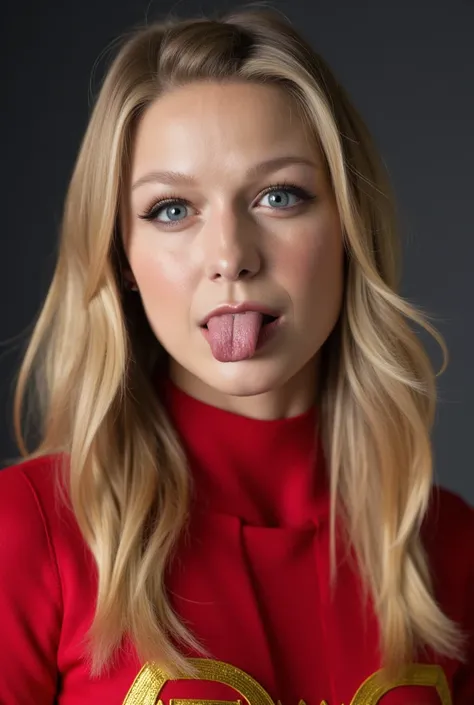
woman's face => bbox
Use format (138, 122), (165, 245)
(122, 80), (344, 418)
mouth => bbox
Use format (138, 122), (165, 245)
(199, 302), (281, 328)
(201, 313), (278, 330)
(200, 308), (283, 362)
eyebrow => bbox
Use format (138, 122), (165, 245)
(131, 155), (320, 191)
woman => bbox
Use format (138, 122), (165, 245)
(0, 5), (472, 705)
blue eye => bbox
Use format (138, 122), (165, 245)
(155, 202), (190, 224)
(260, 188), (301, 208)
(138, 182), (315, 228)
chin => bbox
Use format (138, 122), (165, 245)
(201, 359), (290, 398)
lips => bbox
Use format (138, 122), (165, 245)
(199, 302), (281, 328)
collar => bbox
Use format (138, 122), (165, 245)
(160, 377), (329, 529)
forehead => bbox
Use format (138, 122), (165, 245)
(130, 81), (319, 177)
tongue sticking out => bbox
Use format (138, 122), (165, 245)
(206, 311), (264, 362)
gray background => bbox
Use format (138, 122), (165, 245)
(1, 0), (473, 503)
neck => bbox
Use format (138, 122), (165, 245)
(160, 374), (328, 528)
(169, 355), (320, 421)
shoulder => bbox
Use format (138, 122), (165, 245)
(0, 453), (72, 557)
(0, 455), (66, 623)
(423, 485), (474, 546)
(422, 485), (474, 621)
(0, 456), (74, 697)
(0, 453), (67, 516)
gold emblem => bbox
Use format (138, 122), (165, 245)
(122, 658), (451, 705)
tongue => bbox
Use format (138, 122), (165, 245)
(206, 311), (264, 362)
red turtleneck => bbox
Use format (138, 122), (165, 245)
(0, 378), (473, 704)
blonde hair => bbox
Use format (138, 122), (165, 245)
(10, 2), (464, 682)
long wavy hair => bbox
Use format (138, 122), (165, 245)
(9, 2), (464, 682)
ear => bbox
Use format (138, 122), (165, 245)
(122, 268), (138, 291)
(123, 268), (135, 285)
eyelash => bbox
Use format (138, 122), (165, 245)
(138, 181), (316, 227)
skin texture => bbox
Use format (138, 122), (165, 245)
(122, 81), (344, 420)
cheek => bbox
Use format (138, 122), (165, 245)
(127, 239), (193, 317)
(277, 217), (344, 308)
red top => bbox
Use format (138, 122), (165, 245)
(0, 378), (473, 705)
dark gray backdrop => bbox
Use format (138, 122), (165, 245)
(1, 0), (473, 503)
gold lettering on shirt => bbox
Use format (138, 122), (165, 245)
(122, 658), (452, 705)
(352, 663), (451, 704)
(171, 701), (242, 705)
(123, 659), (274, 705)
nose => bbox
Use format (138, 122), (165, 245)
(203, 210), (262, 282)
